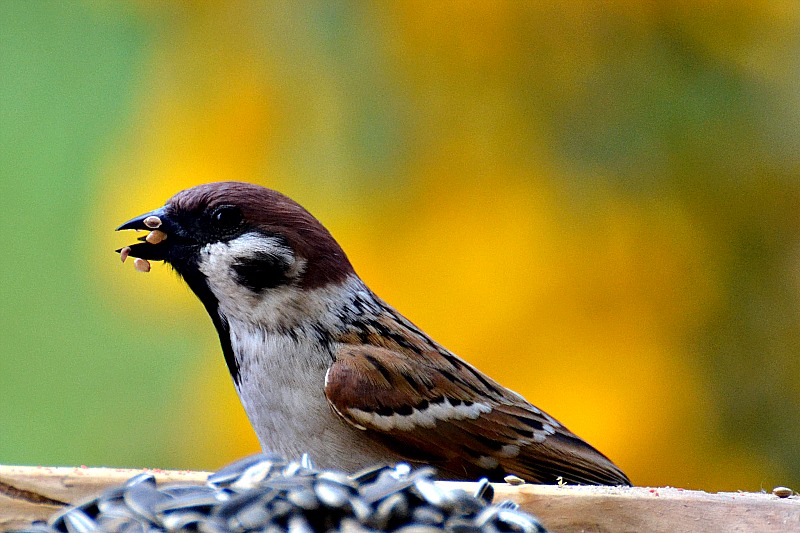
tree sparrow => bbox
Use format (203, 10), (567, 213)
(117, 182), (630, 486)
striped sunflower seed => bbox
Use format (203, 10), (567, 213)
(12, 452), (548, 533)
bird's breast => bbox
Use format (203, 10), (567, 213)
(225, 319), (397, 470)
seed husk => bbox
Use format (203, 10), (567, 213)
(25, 453), (548, 533)
(773, 486), (793, 498)
(143, 216), (162, 229)
(503, 474), (526, 486)
(133, 258), (150, 273)
(145, 230), (167, 244)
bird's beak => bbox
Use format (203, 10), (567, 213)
(116, 206), (169, 231)
(115, 206), (172, 262)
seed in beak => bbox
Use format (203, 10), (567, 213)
(145, 230), (167, 244)
(134, 258), (151, 273)
(120, 246), (131, 263)
(143, 216), (162, 229)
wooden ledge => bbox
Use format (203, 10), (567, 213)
(1, 465), (798, 532)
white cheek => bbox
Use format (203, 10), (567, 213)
(197, 233), (299, 318)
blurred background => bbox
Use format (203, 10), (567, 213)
(1, 1), (799, 492)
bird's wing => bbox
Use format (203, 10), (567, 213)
(324, 343), (630, 485)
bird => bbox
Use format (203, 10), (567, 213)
(116, 181), (631, 486)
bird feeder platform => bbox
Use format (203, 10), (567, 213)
(0, 465), (797, 532)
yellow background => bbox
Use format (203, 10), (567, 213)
(1, 1), (799, 492)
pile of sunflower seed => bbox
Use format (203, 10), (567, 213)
(17, 454), (548, 533)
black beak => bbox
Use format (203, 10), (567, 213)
(116, 207), (169, 231)
(116, 207), (172, 261)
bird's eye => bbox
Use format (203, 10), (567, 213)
(210, 205), (242, 232)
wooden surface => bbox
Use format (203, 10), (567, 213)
(1, 465), (798, 532)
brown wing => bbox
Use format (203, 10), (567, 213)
(324, 343), (631, 485)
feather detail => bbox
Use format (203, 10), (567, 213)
(325, 339), (631, 486)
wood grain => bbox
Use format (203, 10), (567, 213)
(1, 465), (797, 532)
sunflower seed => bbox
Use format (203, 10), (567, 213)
(361, 469), (418, 504)
(94, 514), (135, 531)
(154, 491), (221, 512)
(133, 258), (151, 272)
(475, 506), (500, 527)
(116, 520), (149, 533)
(23, 453), (549, 533)
(283, 460), (303, 477)
(414, 477), (447, 507)
(95, 499), (132, 518)
(268, 498), (295, 519)
(496, 509), (546, 533)
(394, 525), (444, 533)
(144, 230), (167, 244)
(503, 474), (526, 486)
(495, 499), (519, 510)
(208, 453), (276, 486)
(143, 216), (162, 229)
(446, 517), (483, 533)
(411, 505), (445, 525)
(98, 485), (126, 506)
(773, 486), (793, 498)
(231, 459), (275, 489)
(160, 484), (218, 499)
(160, 511), (206, 531)
(315, 478), (352, 508)
(25, 520), (54, 532)
(288, 515), (315, 533)
(349, 463), (390, 483)
(445, 489), (484, 515)
(287, 487), (320, 510)
(317, 470), (359, 490)
(61, 508), (98, 533)
(123, 482), (172, 523)
(392, 463), (412, 479)
(339, 517), (372, 533)
(349, 495), (373, 522)
(372, 492), (409, 529)
(124, 473), (157, 488)
(229, 503), (270, 530)
(474, 478), (494, 502)
(198, 521), (231, 533)
(300, 453), (314, 470)
(213, 489), (270, 522)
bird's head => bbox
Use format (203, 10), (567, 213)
(117, 182), (356, 326)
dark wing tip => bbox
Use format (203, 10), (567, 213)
(519, 430), (632, 486)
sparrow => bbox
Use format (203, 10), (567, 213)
(117, 181), (631, 486)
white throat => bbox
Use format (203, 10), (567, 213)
(216, 276), (391, 467)
(195, 233), (391, 465)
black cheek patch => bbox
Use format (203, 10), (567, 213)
(231, 251), (292, 293)
(171, 257), (241, 386)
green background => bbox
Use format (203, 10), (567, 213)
(1, 1), (799, 492)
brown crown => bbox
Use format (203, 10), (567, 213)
(168, 182), (356, 289)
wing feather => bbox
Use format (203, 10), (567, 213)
(324, 343), (630, 485)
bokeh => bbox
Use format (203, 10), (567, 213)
(1, 1), (799, 492)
